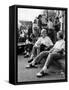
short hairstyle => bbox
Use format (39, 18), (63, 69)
(57, 31), (63, 39)
(38, 15), (42, 19)
(41, 29), (47, 34)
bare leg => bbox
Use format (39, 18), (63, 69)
(42, 52), (62, 71)
(30, 46), (37, 59)
(28, 46), (40, 63)
(36, 52), (62, 77)
(31, 51), (49, 65)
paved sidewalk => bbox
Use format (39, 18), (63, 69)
(18, 55), (65, 82)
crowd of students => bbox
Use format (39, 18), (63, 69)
(18, 14), (65, 77)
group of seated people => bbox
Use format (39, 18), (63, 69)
(25, 29), (65, 77)
(18, 16), (65, 78)
(18, 16), (61, 57)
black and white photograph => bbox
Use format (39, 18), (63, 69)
(0, 0), (69, 89)
(17, 6), (67, 83)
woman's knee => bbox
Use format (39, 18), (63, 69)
(48, 53), (55, 59)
